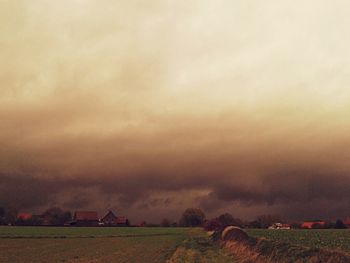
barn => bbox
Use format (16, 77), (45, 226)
(301, 220), (326, 229)
(72, 211), (99, 226)
(100, 211), (129, 226)
(17, 213), (32, 220)
(101, 211), (117, 226)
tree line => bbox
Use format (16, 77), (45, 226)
(163, 208), (348, 229)
(1, 206), (348, 229)
(0, 207), (72, 226)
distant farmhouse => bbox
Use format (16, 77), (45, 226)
(17, 213), (32, 221)
(70, 210), (129, 227)
(12, 210), (129, 227)
(100, 211), (129, 226)
(268, 222), (291, 230)
(301, 220), (326, 229)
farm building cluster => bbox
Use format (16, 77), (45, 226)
(268, 219), (350, 230)
(300, 220), (326, 229)
(16, 210), (129, 227)
(72, 210), (129, 226)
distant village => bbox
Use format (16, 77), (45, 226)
(204, 215), (350, 231)
(0, 207), (130, 227)
(1, 206), (349, 229)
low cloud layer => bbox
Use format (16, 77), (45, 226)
(1, 0), (350, 222)
(1, 125), (350, 222)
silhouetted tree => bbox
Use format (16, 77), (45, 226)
(247, 220), (261, 228)
(324, 220), (335, 229)
(161, 218), (171, 227)
(42, 207), (71, 225)
(218, 213), (243, 228)
(15, 215), (42, 226)
(335, 219), (347, 229)
(4, 207), (17, 225)
(255, 214), (282, 228)
(0, 207), (4, 218)
(218, 213), (234, 227)
(204, 218), (222, 231)
(0, 207), (5, 225)
(179, 208), (206, 227)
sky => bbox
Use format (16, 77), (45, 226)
(1, 0), (350, 223)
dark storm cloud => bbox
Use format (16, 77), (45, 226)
(1, 104), (350, 221)
(210, 171), (350, 205)
(1, 155), (350, 221)
(201, 169), (350, 219)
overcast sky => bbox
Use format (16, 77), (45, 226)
(1, 0), (350, 222)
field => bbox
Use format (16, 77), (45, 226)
(1, 227), (350, 263)
(0, 226), (187, 238)
(246, 229), (350, 252)
(0, 226), (235, 263)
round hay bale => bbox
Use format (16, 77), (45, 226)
(210, 230), (222, 242)
(221, 226), (248, 242)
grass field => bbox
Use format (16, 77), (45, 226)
(246, 229), (350, 253)
(0, 226), (187, 238)
(1, 227), (349, 263)
(0, 227), (235, 263)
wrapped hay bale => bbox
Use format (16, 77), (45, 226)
(221, 226), (248, 242)
(209, 230), (222, 242)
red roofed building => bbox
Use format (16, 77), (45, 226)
(100, 211), (129, 226)
(101, 211), (117, 226)
(73, 211), (99, 226)
(344, 217), (350, 228)
(17, 213), (32, 221)
(301, 220), (326, 229)
(115, 216), (129, 226)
